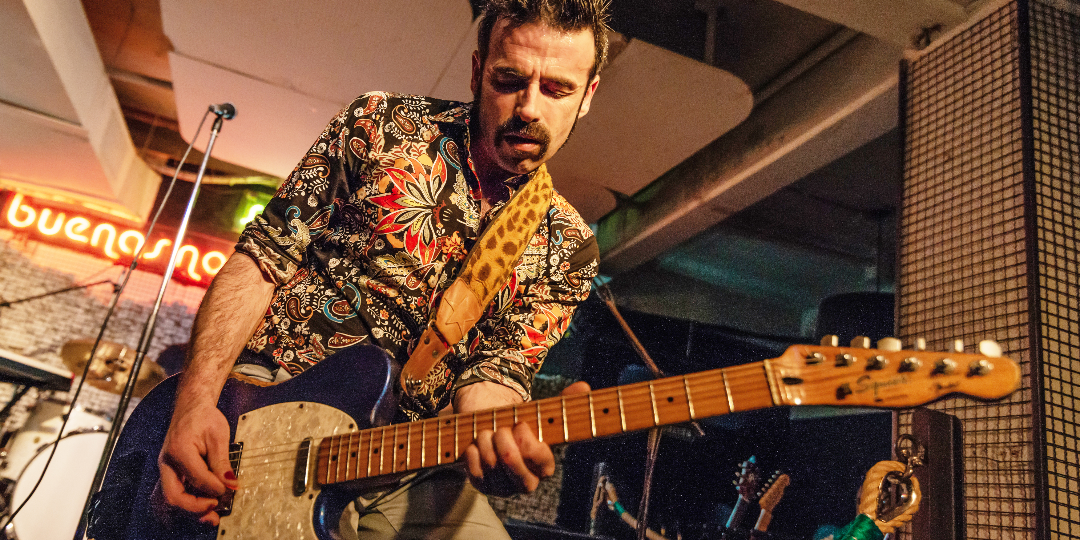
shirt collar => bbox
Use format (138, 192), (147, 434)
(428, 102), (535, 190)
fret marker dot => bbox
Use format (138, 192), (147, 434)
(445, 452), (451, 458)
(373, 449), (379, 454)
(548, 417), (554, 424)
(398, 444), (404, 449)
(351, 452), (357, 458)
(603, 408), (610, 414)
(667, 396), (674, 403)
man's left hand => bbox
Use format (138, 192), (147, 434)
(459, 380), (590, 496)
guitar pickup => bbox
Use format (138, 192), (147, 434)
(215, 442), (243, 517)
(294, 437), (313, 496)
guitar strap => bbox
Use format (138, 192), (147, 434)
(400, 165), (554, 397)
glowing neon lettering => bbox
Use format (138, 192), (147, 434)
(64, 217), (90, 242)
(176, 245), (201, 281)
(90, 224), (120, 259)
(201, 251), (227, 275)
(142, 239), (171, 260)
(3, 192), (228, 284)
(37, 209), (65, 236)
(118, 230), (145, 256)
(6, 194), (36, 228)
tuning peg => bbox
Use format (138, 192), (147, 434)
(969, 359), (993, 377)
(914, 338), (927, 351)
(933, 358), (958, 375)
(806, 352), (825, 365)
(835, 352), (856, 367)
(851, 336), (871, 348)
(877, 337), (902, 351)
(820, 335), (839, 347)
(899, 357), (922, 372)
(866, 355), (889, 370)
(951, 339), (965, 353)
(978, 340), (1002, 358)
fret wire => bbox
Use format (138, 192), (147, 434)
(683, 375), (697, 420)
(406, 422), (413, 471)
(437, 419), (443, 466)
(560, 397), (568, 441)
(346, 431), (354, 481)
(514, 405), (519, 425)
(421, 420), (426, 468)
(379, 427), (386, 475)
(321, 436), (329, 484)
(333, 434), (341, 484)
(454, 416), (460, 459)
(648, 382), (659, 426)
(472, 412), (477, 441)
(588, 394), (596, 438)
(392, 426), (400, 473)
(366, 430), (373, 478)
(721, 369), (735, 412)
(536, 402), (544, 442)
(493, 409), (497, 432)
(616, 387), (627, 432)
(762, 359), (781, 405)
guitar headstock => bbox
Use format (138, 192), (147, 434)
(733, 456), (763, 501)
(758, 473), (790, 513)
(769, 336), (1021, 408)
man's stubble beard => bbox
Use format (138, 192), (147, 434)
(471, 83), (586, 176)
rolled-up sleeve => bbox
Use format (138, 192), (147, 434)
(236, 93), (382, 285)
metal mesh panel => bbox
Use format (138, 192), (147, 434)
(898, 1), (1038, 537)
(900, 0), (1080, 537)
(1030, 0), (1080, 534)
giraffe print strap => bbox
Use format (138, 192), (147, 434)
(400, 166), (554, 396)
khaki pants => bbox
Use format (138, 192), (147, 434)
(233, 363), (511, 540)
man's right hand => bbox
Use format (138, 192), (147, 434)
(156, 401), (239, 527)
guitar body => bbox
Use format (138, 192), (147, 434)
(86, 345), (401, 540)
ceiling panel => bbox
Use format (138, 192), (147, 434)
(169, 53), (347, 178)
(547, 39), (752, 221)
(161, 0), (476, 104)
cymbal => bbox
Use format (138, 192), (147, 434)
(59, 340), (166, 398)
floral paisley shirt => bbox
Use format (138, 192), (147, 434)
(236, 92), (599, 419)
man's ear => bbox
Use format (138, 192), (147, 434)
(471, 51), (482, 97)
(577, 76), (601, 118)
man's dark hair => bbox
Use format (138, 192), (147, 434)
(476, 0), (611, 79)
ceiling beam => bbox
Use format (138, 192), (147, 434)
(595, 34), (902, 275)
(771, 0), (968, 47)
(17, 0), (160, 220)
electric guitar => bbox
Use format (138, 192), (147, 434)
(721, 456), (766, 538)
(86, 337), (1020, 540)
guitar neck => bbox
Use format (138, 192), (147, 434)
(316, 360), (777, 486)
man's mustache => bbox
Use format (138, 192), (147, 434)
(495, 117), (551, 153)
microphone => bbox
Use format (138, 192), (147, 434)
(208, 102), (237, 119)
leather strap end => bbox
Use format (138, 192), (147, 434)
(401, 325), (451, 397)
(434, 279), (484, 345)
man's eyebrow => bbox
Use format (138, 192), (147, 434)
(491, 66), (579, 90)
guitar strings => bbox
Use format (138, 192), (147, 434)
(218, 363), (777, 482)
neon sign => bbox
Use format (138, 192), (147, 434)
(4, 192), (232, 286)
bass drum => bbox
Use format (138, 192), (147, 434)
(4, 408), (110, 540)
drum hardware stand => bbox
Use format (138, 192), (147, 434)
(593, 282), (706, 540)
(45, 104), (233, 540)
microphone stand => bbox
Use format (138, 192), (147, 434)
(73, 106), (234, 539)
(0, 280), (118, 308)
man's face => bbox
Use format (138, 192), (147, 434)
(470, 19), (600, 179)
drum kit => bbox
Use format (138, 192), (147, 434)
(0, 340), (165, 540)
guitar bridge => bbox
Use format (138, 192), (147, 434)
(215, 442), (243, 517)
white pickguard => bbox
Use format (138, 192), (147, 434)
(217, 401), (355, 540)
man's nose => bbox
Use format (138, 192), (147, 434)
(515, 84), (541, 123)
